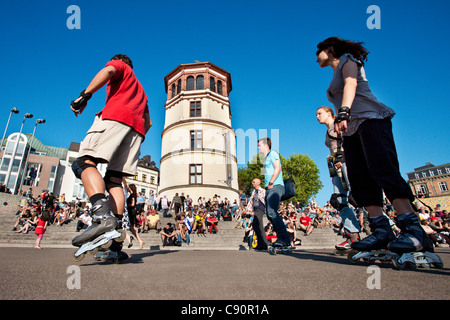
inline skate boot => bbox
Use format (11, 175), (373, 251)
(388, 212), (443, 269)
(268, 241), (292, 254)
(72, 198), (125, 262)
(334, 230), (360, 256)
(347, 215), (398, 264)
(93, 242), (129, 264)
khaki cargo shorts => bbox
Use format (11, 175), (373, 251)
(78, 115), (143, 176)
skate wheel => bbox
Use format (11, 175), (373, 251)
(72, 251), (85, 262)
(115, 230), (126, 242)
(101, 240), (113, 249)
(88, 247), (99, 255)
(392, 257), (406, 270)
(347, 250), (359, 264)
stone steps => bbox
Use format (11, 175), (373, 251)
(0, 200), (345, 250)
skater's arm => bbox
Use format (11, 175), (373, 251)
(70, 65), (117, 116)
(341, 61), (358, 109)
(267, 160), (281, 189)
(335, 60), (358, 135)
(84, 65), (117, 95)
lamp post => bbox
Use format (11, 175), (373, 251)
(4, 113), (33, 193)
(0, 107), (19, 152)
(18, 119), (46, 194)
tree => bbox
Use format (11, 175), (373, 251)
(237, 154), (264, 196)
(280, 153), (323, 206)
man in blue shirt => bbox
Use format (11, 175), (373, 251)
(258, 137), (291, 249)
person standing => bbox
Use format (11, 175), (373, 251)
(70, 54), (151, 248)
(258, 137), (291, 251)
(246, 178), (271, 250)
(316, 106), (361, 249)
(315, 37), (436, 257)
(34, 210), (50, 249)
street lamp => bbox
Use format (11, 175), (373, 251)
(0, 107), (20, 152)
(3, 113), (33, 193)
(18, 118), (46, 194)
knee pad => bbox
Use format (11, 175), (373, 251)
(330, 193), (348, 211)
(103, 170), (125, 191)
(72, 156), (97, 179)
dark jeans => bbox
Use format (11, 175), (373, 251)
(343, 118), (414, 207)
(265, 184), (290, 244)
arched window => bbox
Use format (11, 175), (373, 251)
(196, 75), (204, 90)
(171, 84), (176, 98)
(210, 77), (215, 92)
(217, 80), (223, 95)
(177, 79), (181, 94)
(186, 76), (195, 90)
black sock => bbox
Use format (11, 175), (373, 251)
(89, 193), (106, 205)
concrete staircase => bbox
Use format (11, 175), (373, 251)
(0, 202), (344, 251)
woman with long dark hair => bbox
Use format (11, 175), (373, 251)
(315, 37), (441, 266)
(125, 182), (144, 250)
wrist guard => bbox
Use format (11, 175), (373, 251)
(71, 90), (92, 111)
(335, 106), (351, 123)
(334, 150), (345, 163)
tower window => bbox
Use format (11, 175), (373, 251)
(171, 84), (176, 98)
(190, 101), (201, 117)
(190, 130), (203, 149)
(187, 76), (195, 90)
(217, 80), (223, 95)
(210, 77), (216, 92)
(189, 164), (202, 184)
(177, 79), (181, 94)
(196, 75), (204, 90)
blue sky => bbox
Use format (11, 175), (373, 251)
(1, 0), (449, 205)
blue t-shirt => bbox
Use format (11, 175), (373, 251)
(264, 151), (284, 187)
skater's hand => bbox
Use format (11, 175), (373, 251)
(70, 90), (92, 117)
(334, 162), (342, 170)
(70, 97), (87, 117)
(334, 120), (347, 135)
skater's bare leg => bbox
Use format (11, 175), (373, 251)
(80, 164), (105, 198)
(108, 185), (125, 216)
(392, 198), (414, 215)
(365, 205), (383, 217)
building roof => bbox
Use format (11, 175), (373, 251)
(25, 134), (68, 160)
(164, 61), (232, 94)
(406, 162), (450, 181)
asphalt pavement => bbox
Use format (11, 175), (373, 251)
(1, 247), (449, 303)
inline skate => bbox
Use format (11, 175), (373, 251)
(347, 215), (398, 264)
(334, 231), (360, 256)
(93, 242), (129, 264)
(388, 212), (443, 269)
(72, 198), (125, 262)
(268, 241), (292, 254)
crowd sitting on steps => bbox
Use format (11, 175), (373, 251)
(7, 187), (450, 250)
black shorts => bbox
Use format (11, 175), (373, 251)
(343, 118), (414, 207)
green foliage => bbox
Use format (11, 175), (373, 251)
(280, 153), (323, 206)
(237, 154), (264, 196)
